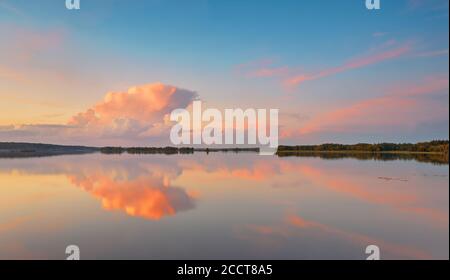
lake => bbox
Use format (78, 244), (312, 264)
(0, 153), (448, 259)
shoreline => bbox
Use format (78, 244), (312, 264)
(276, 150), (446, 155)
(1, 141), (448, 159)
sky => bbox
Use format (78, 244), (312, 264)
(0, 0), (448, 146)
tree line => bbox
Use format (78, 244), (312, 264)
(277, 140), (449, 154)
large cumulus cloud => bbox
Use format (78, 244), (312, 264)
(0, 83), (197, 146)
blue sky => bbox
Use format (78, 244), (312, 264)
(0, 0), (448, 145)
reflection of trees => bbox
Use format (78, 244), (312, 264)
(277, 151), (449, 165)
(100, 147), (191, 155)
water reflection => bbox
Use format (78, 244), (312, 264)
(277, 151), (449, 165)
(0, 156), (196, 220)
(237, 213), (432, 260)
(0, 153), (448, 259)
(67, 174), (194, 220)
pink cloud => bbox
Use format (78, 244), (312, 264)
(388, 74), (449, 96)
(0, 25), (65, 85)
(247, 66), (289, 78)
(69, 83), (195, 126)
(284, 43), (411, 88)
(280, 75), (449, 139)
(281, 75), (448, 136)
(0, 65), (24, 82)
(0, 216), (31, 233)
(4, 26), (64, 62)
(236, 59), (289, 78)
(67, 83), (197, 139)
(1, 83), (197, 145)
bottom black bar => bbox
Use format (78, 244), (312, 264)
(0, 260), (448, 279)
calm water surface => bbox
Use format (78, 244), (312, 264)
(0, 153), (448, 259)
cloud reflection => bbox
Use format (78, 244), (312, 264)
(68, 174), (194, 220)
(0, 153), (447, 259)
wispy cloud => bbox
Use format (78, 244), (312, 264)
(372, 32), (388, 38)
(8, 26), (65, 62)
(236, 59), (289, 78)
(415, 49), (449, 58)
(237, 42), (413, 92)
(0, 65), (24, 82)
(284, 43), (411, 89)
(0, 215), (31, 233)
(0, 25), (65, 84)
(0, 0), (24, 17)
(247, 66), (289, 78)
(287, 74), (449, 136)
